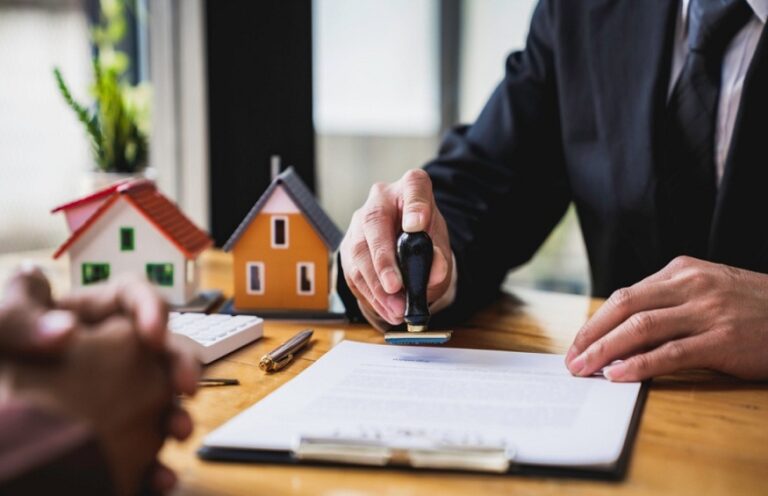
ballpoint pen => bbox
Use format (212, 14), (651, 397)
(259, 329), (314, 372)
(198, 378), (240, 387)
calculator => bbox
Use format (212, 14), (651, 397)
(169, 312), (264, 364)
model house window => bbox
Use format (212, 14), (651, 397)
(271, 216), (288, 248)
(297, 262), (315, 295)
(146, 263), (174, 287)
(120, 227), (135, 251)
(82, 263), (110, 285)
(247, 262), (265, 294)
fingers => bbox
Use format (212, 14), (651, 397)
(566, 280), (683, 366)
(344, 247), (403, 325)
(166, 407), (194, 441)
(0, 307), (76, 356)
(148, 461), (177, 494)
(602, 334), (712, 382)
(569, 306), (690, 376)
(361, 183), (402, 294)
(400, 169), (433, 232)
(428, 245), (449, 289)
(58, 274), (169, 350)
(342, 210), (403, 325)
(166, 342), (201, 396)
(3, 264), (53, 308)
(31, 310), (77, 352)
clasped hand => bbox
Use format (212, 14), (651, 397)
(0, 266), (200, 495)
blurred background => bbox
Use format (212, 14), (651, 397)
(0, 0), (589, 295)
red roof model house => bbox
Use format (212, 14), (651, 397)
(223, 167), (342, 313)
(52, 179), (213, 305)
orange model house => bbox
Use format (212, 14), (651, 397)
(223, 166), (343, 312)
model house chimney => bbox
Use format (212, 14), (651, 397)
(270, 155), (281, 181)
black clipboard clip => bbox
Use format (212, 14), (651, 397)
(295, 436), (514, 473)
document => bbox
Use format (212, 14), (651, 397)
(203, 341), (643, 471)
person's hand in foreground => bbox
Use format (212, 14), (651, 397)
(566, 256), (768, 382)
(0, 267), (200, 493)
(339, 169), (452, 328)
(7, 315), (175, 496)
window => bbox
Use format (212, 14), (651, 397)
(82, 263), (110, 285)
(297, 262), (315, 295)
(271, 216), (289, 248)
(247, 262), (265, 294)
(120, 227), (135, 251)
(146, 263), (174, 287)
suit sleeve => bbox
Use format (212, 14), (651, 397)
(0, 400), (115, 495)
(427, 0), (570, 324)
(338, 0), (570, 325)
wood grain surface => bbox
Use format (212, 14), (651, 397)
(2, 249), (766, 496)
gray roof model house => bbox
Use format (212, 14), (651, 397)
(224, 166), (343, 312)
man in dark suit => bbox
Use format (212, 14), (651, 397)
(339, 0), (768, 382)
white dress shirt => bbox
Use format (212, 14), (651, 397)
(358, 0), (767, 328)
(671, 0), (767, 184)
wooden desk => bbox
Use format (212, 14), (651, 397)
(1, 250), (766, 495)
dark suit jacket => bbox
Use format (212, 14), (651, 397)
(339, 0), (768, 324)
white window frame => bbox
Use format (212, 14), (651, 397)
(246, 261), (265, 295)
(271, 215), (289, 249)
(149, 0), (210, 230)
(296, 262), (315, 295)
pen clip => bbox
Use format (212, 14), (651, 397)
(271, 352), (294, 371)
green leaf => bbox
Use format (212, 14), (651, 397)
(53, 0), (149, 173)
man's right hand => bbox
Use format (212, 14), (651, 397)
(339, 169), (452, 327)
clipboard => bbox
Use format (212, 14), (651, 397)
(197, 384), (648, 481)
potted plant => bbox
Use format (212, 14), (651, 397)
(54, 0), (151, 190)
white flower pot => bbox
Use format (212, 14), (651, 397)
(81, 167), (157, 193)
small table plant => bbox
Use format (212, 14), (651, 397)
(53, 0), (150, 182)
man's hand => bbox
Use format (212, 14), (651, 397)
(57, 274), (200, 396)
(339, 169), (452, 327)
(8, 316), (175, 496)
(56, 274), (199, 492)
(0, 269), (199, 493)
(566, 256), (768, 382)
(0, 266), (76, 354)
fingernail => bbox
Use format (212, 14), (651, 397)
(36, 310), (75, 339)
(603, 362), (629, 381)
(569, 354), (586, 376)
(403, 213), (423, 232)
(380, 268), (401, 294)
(565, 347), (577, 364)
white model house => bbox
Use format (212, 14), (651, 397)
(52, 179), (213, 305)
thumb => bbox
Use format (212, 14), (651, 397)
(400, 169), (434, 233)
(0, 309), (76, 356)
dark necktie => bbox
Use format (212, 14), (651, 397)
(663, 0), (752, 257)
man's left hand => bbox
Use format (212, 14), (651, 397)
(566, 256), (768, 382)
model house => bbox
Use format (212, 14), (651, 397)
(52, 179), (213, 305)
(223, 166), (342, 312)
